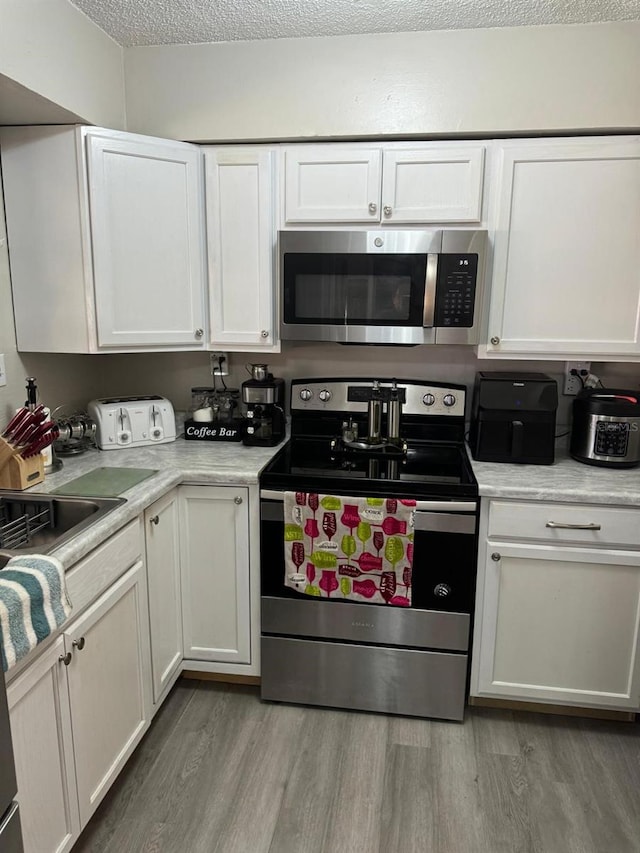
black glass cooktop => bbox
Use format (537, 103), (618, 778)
(260, 437), (478, 499)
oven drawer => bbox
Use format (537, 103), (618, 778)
(261, 636), (468, 720)
(487, 500), (640, 548)
(262, 595), (469, 651)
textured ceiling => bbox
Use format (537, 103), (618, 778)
(70, 0), (640, 46)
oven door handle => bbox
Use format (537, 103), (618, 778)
(413, 511), (476, 535)
(260, 490), (476, 514)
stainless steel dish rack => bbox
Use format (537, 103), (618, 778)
(0, 501), (52, 550)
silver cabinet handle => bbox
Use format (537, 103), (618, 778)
(383, 205), (392, 216)
(150, 515), (159, 526)
(195, 328), (204, 338)
(491, 552), (501, 561)
(261, 330), (269, 338)
(490, 336), (500, 346)
(368, 202), (377, 214)
(546, 521), (602, 530)
(72, 637), (86, 650)
(234, 496), (243, 505)
(59, 652), (72, 666)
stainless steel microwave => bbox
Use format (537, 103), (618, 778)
(279, 229), (488, 345)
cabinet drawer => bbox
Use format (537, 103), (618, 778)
(65, 519), (143, 613)
(487, 500), (640, 548)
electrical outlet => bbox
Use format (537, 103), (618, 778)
(563, 361), (591, 396)
(210, 351), (229, 377)
(0, 353), (6, 388)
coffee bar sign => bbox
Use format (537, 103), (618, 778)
(184, 419), (243, 442)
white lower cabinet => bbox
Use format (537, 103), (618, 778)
(7, 636), (79, 853)
(180, 485), (251, 665)
(471, 499), (640, 710)
(7, 560), (152, 852)
(65, 562), (152, 826)
(145, 489), (183, 705)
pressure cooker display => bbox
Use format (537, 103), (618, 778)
(594, 421), (630, 457)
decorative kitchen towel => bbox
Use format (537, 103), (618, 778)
(284, 492), (415, 606)
(0, 554), (72, 672)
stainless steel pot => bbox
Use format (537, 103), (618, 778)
(247, 363), (269, 382)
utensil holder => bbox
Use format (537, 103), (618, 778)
(0, 437), (45, 490)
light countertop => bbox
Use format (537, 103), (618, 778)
(470, 448), (640, 506)
(32, 437), (285, 569)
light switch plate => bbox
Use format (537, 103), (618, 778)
(0, 353), (6, 387)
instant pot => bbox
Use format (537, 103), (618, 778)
(570, 388), (640, 467)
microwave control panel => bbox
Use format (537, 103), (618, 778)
(434, 254), (478, 328)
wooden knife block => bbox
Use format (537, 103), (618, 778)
(0, 437), (45, 490)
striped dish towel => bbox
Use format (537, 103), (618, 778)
(0, 555), (72, 672)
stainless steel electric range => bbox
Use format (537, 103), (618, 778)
(259, 378), (479, 722)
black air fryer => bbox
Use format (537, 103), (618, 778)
(469, 372), (558, 464)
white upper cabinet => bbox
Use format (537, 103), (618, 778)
(283, 146), (382, 223)
(205, 146), (279, 350)
(483, 136), (640, 359)
(0, 125), (207, 353)
(87, 134), (206, 348)
(380, 147), (485, 223)
(282, 143), (485, 225)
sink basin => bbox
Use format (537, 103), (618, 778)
(0, 491), (126, 566)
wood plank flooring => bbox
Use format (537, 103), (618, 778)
(73, 680), (640, 853)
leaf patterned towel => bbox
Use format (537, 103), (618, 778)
(284, 492), (415, 607)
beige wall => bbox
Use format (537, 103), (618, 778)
(0, 0), (125, 128)
(124, 22), (640, 142)
(1, 15), (638, 435)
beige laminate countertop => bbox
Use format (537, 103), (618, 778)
(25, 437), (285, 569)
(470, 448), (640, 506)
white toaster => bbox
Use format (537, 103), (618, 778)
(88, 396), (177, 450)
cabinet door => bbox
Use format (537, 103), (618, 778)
(381, 146), (485, 223)
(486, 137), (640, 357)
(65, 561), (152, 826)
(205, 147), (277, 349)
(86, 133), (207, 348)
(145, 490), (183, 706)
(283, 146), (382, 222)
(473, 542), (640, 709)
(7, 636), (80, 853)
(180, 485), (250, 664)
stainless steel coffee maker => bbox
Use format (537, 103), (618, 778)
(241, 365), (285, 446)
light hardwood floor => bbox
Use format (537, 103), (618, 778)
(73, 680), (640, 853)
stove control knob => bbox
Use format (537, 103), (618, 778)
(434, 583), (452, 598)
(443, 394), (456, 407)
(299, 388), (313, 401)
(319, 389), (332, 403)
(422, 393), (435, 406)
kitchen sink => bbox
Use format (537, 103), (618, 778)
(0, 492), (126, 566)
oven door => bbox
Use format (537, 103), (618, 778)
(260, 492), (478, 651)
(260, 491), (478, 720)
(279, 230), (441, 345)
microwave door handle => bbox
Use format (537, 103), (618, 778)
(423, 254), (438, 328)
